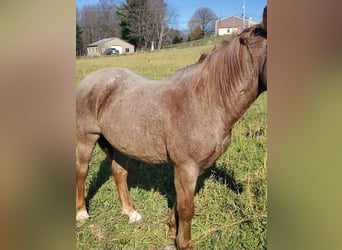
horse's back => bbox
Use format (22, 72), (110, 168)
(77, 67), (145, 97)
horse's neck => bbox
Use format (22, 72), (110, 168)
(220, 79), (260, 127)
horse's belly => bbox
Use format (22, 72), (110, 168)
(115, 139), (168, 164)
(101, 124), (168, 164)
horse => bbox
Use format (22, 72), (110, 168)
(76, 6), (267, 250)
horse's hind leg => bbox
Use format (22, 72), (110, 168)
(76, 133), (100, 221)
(168, 203), (177, 239)
(98, 136), (141, 223)
(112, 151), (142, 223)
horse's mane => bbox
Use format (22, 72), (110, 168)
(192, 24), (266, 106)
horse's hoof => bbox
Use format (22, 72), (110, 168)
(76, 209), (90, 221)
(128, 211), (142, 223)
(163, 240), (177, 250)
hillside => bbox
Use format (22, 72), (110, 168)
(164, 35), (232, 50)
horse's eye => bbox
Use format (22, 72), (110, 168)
(239, 37), (248, 45)
(254, 28), (267, 39)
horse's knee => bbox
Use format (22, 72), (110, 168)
(112, 168), (128, 186)
(76, 137), (98, 175)
(76, 166), (88, 179)
(177, 201), (194, 222)
(112, 166), (127, 176)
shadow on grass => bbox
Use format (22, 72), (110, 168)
(85, 156), (243, 210)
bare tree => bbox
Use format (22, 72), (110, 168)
(79, 5), (98, 45)
(97, 0), (119, 38)
(78, 0), (119, 46)
(155, 1), (178, 49)
(147, 0), (166, 50)
(188, 7), (217, 38)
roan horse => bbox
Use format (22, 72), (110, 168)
(76, 6), (267, 249)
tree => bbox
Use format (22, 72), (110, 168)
(117, 0), (173, 50)
(149, 0), (167, 50)
(164, 28), (184, 45)
(188, 18), (204, 40)
(188, 7), (217, 39)
(78, 0), (119, 46)
(172, 35), (183, 44)
(77, 0), (177, 51)
(117, 0), (148, 49)
(153, 0), (179, 49)
(96, 0), (119, 38)
(76, 23), (85, 56)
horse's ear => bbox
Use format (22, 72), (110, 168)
(261, 6), (267, 31)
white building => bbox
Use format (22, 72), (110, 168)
(215, 16), (258, 36)
(87, 37), (135, 56)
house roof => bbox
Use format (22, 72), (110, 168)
(88, 38), (114, 47)
(216, 16), (257, 29)
(87, 37), (134, 48)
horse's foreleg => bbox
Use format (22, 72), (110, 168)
(76, 134), (99, 221)
(174, 163), (199, 250)
(112, 156), (142, 223)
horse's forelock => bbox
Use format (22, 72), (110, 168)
(239, 25), (267, 46)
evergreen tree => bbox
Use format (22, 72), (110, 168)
(117, 0), (146, 49)
(172, 35), (182, 44)
(76, 23), (85, 56)
(117, 0), (168, 50)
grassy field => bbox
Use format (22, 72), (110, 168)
(76, 39), (267, 249)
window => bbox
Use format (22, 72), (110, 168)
(125, 48), (129, 53)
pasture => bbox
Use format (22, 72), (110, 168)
(76, 39), (267, 249)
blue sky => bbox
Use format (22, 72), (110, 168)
(76, 0), (267, 30)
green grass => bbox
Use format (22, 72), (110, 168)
(76, 39), (267, 249)
(164, 35), (227, 50)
